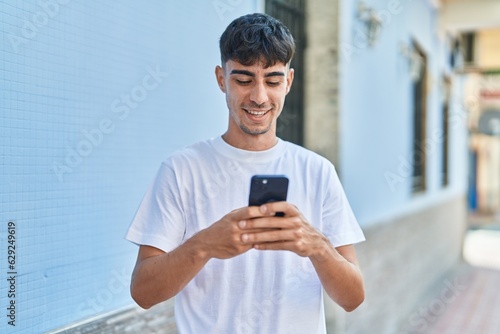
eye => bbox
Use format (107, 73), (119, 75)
(236, 79), (251, 85)
(267, 81), (281, 87)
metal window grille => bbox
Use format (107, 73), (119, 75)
(266, 0), (306, 145)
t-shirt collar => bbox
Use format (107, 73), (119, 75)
(210, 135), (286, 163)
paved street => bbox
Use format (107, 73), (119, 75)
(425, 214), (500, 334)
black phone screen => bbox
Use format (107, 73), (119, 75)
(248, 175), (289, 207)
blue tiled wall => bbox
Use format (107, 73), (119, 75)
(0, 1), (259, 332)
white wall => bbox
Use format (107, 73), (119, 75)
(338, 0), (469, 227)
(0, 1), (260, 332)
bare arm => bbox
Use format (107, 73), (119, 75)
(309, 244), (364, 312)
(130, 240), (208, 309)
(239, 202), (365, 311)
(130, 206), (275, 309)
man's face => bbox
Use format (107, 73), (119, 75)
(216, 59), (294, 141)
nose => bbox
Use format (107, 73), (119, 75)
(249, 82), (268, 106)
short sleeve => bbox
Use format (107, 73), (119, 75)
(321, 165), (365, 247)
(125, 162), (186, 253)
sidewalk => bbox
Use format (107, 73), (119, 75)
(425, 265), (500, 334)
(424, 214), (500, 334)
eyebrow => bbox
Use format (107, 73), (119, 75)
(230, 70), (285, 77)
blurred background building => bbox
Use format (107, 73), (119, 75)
(463, 25), (500, 213)
(0, 0), (499, 333)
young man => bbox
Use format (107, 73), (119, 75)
(126, 13), (365, 333)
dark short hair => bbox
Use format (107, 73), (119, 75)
(219, 13), (295, 68)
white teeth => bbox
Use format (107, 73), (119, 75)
(246, 110), (267, 116)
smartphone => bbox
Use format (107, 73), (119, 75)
(248, 175), (289, 216)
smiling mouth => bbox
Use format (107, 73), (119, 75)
(244, 109), (270, 117)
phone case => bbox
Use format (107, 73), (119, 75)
(248, 175), (289, 207)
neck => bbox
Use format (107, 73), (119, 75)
(221, 131), (278, 151)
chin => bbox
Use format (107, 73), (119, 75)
(241, 125), (271, 136)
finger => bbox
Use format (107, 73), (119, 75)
(229, 205), (274, 222)
(242, 216), (302, 230)
(241, 228), (297, 244)
(253, 240), (295, 251)
(260, 201), (300, 217)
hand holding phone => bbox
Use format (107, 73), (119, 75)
(248, 175), (289, 216)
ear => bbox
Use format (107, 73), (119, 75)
(215, 65), (226, 93)
(285, 68), (294, 95)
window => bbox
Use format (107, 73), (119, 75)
(412, 42), (427, 193)
(266, 0), (305, 145)
(441, 77), (451, 187)
(461, 32), (476, 65)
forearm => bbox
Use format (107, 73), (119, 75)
(130, 236), (209, 309)
(129, 205), (282, 309)
(310, 242), (365, 312)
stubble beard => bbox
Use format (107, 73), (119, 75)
(238, 103), (276, 136)
(239, 122), (272, 136)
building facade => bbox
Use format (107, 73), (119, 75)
(463, 29), (500, 214)
(306, 0), (469, 332)
(2, 0), (492, 333)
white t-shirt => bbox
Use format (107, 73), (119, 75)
(126, 136), (365, 334)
